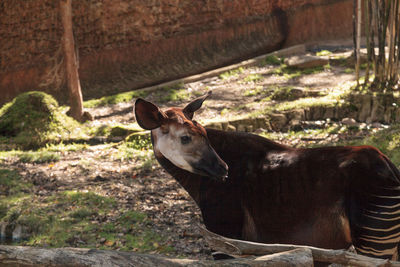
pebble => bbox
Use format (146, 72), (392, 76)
(341, 118), (358, 126)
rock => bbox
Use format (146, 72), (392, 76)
(221, 122), (229, 131)
(285, 55), (329, 69)
(237, 124), (246, 132)
(227, 124), (236, 131)
(371, 122), (382, 128)
(206, 122), (223, 130)
(289, 119), (302, 131)
(287, 109), (305, 121)
(356, 94), (372, 122)
(255, 118), (270, 130)
(269, 113), (288, 131)
(359, 123), (367, 129)
(341, 118), (358, 126)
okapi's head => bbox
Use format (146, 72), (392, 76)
(134, 92), (228, 180)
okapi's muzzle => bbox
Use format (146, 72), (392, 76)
(192, 146), (228, 181)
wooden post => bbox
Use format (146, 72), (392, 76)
(60, 0), (84, 122)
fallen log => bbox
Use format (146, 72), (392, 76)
(0, 245), (313, 267)
(199, 226), (400, 267)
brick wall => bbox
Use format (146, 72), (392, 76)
(0, 0), (353, 105)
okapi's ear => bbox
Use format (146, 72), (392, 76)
(134, 98), (167, 130)
(183, 91), (212, 120)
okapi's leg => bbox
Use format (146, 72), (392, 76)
(349, 185), (400, 260)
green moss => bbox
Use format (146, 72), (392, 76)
(43, 142), (89, 152)
(316, 50), (332, 56)
(273, 64), (329, 80)
(109, 125), (139, 138)
(124, 132), (151, 149)
(243, 86), (266, 97)
(1, 190), (171, 252)
(87, 124), (141, 138)
(242, 74), (263, 83)
(345, 68), (354, 73)
(18, 151), (60, 163)
(84, 89), (150, 108)
(0, 91), (82, 149)
(219, 67), (244, 80)
(343, 124), (400, 167)
(0, 150), (60, 164)
(0, 169), (33, 196)
(269, 86), (297, 101)
(262, 55), (283, 66)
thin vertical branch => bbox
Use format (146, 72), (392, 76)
(392, 0), (400, 85)
(353, 0), (358, 64)
(370, 0), (377, 77)
(356, 0), (362, 86)
(364, 0), (371, 88)
(384, 0), (393, 85)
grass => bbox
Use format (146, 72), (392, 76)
(268, 86), (297, 101)
(0, 169), (33, 196)
(243, 86), (266, 97)
(316, 50), (332, 56)
(340, 124), (400, 167)
(85, 83), (205, 108)
(242, 74), (263, 83)
(219, 67), (244, 80)
(345, 68), (354, 73)
(0, 91), (84, 149)
(0, 187), (172, 252)
(273, 81), (354, 111)
(113, 140), (156, 171)
(43, 142), (89, 152)
(273, 63), (330, 80)
(84, 90), (150, 108)
(0, 150), (60, 164)
(262, 55), (283, 66)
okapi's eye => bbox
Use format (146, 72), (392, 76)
(180, 135), (192, 145)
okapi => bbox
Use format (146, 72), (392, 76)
(134, 92), (400, 260)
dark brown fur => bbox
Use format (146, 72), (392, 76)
(135, 95), (400, 259)
(153, 128), (400, 255)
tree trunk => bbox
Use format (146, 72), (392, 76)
(199, 226), (400, 267)
(0, 245), (313, 267)
(60, 0), (87, 122)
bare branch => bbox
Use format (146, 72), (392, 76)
(199, 226), (400, 267)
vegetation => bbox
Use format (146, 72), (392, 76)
(316, 50), (332, 56)
(0, 91), (84, 149)
(355, 0), (400, 91)
(343, 124), (400, 166)
(2, 42), (400, 258)
(262, 55), (283, 66)
(242, 74), (263, 83)
(219, 67), (244, 80)
(84, 90), (150, 108)
(273, 64), (330, 80)
(0, 186), (171, 252)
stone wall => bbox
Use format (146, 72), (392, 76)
(0, 0), (353, 105)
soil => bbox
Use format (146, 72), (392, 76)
(1, 47), (374, 260)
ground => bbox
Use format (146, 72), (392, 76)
(0, 46), (397, 260)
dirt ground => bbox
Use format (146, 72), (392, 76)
(2, 47), (368, 260)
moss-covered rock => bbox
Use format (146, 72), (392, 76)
(0, 91), (81, 149)
(125, 132), (152, 150)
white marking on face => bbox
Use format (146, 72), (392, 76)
(153, 125), (195, 173)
